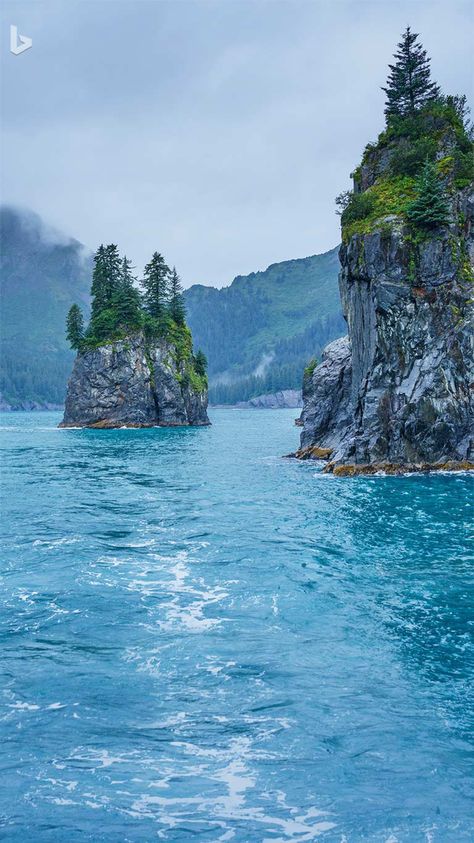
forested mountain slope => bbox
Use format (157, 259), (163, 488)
(0, 205), (345, 407)
(185, 248), (345, 404)
(0, 206), (92, 407)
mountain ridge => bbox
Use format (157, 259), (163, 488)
(0, 205), (345, 407)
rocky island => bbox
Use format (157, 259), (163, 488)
(296, 28), (473, 474)
(60, 247), (210, 428)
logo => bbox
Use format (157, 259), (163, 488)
(10, 25), (32, 55)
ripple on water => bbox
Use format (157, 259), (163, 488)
(1, 410), (473, 841)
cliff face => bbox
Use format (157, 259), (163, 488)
(60, 333), (210, 428)
(299, 121), (473, 472)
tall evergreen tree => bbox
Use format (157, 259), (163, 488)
(90, 244), (109, 316)
(406, 160), (450, 229)
(90, 244), (122, 319)
(169, 266), (186, 325)
(113, 257), (143, 329)
(383, 27), (440, 118)
(66, 304), (84, 350)
(103, 244), (122, 299)
(142, 252), (170, 318)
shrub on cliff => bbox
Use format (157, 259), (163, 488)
(339, 192), (377, 227)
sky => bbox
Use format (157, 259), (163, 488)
(1, 0), (473, 288)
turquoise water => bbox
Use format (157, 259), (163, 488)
(0, 409), (473, 842)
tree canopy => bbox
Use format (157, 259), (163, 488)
(66, 304), (84, 350)
(142, 252), (170, 319)
(406, 160), (450, 229)
(66, 245), (198, 359)
(169, 267), (186, 326)
(383, 27), (440, 118)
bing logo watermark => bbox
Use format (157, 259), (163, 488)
(10, 25), (32, 55)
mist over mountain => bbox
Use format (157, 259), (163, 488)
(0, 206), (344, 407)
(0, 206), (92, 407)
(184, 249), (345, 404)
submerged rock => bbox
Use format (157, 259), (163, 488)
(59, 333), (210, 428)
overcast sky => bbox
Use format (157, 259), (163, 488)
(1, 0), (472, 287)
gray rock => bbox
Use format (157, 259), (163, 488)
(300, 337), (352, 453)
(59, 333), (210, 428)
(300, 187), (474, 468)
(235, 389), (303, 409)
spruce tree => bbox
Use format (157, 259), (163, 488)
(90, 244), (109, 316)
(194, 349), (207, 378)
(90, 245), (121, 317)
(142, 252), (170, 319)
(406, 160), (450, 229)
(169, 266), (186, 325)
(113, 257), (142, 330)
(103, 244), (122, 300)
(383, 27), (440, 118)
(66, 304), (84, 350)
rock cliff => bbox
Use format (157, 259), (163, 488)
(297, 101), (473, 473)
(60, 333), (210, 428)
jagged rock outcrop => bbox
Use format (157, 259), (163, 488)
(59, 333), (210, 428)
(298, 111), (474, 473)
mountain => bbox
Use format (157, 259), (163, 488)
(184, 248), (345, 404)
(0, 206), (92, 407)
(0, 205), (345, 408)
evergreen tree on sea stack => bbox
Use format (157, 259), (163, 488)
(383, 27), (440, 118)
(407, 160), (450, 229)
(89, 243), (122, 340)
(66, 304), (84, 350)
(142, 252), (171, 319)
(169, 266), (186, 326)
(90, 244), (109, 315)
(112, 257), (143, 330)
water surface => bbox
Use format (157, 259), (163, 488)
(1, 410), (473, 841)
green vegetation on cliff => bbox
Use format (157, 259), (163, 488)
(336, 29), (473, 244)
(67, 244), (207, 392)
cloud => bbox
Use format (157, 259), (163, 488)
(1, 0), (472, 287)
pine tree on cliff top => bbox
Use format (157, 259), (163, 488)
(169, 266), (186, 326)
(90, 244), (108, 313)
(66, 303), (84, 350)
(406, 160), (450, 229)
(90, 244), (122, 316)
(142, 252), (170, 318)
(112, 257), (143, 329)
(383, 27), (440, 118)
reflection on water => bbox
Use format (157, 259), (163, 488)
(1, 410), (473, 841)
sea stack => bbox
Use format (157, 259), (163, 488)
(59, 246), (210, 428)
(60, 333), (210, 428)
(297, 34), (473, 473)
